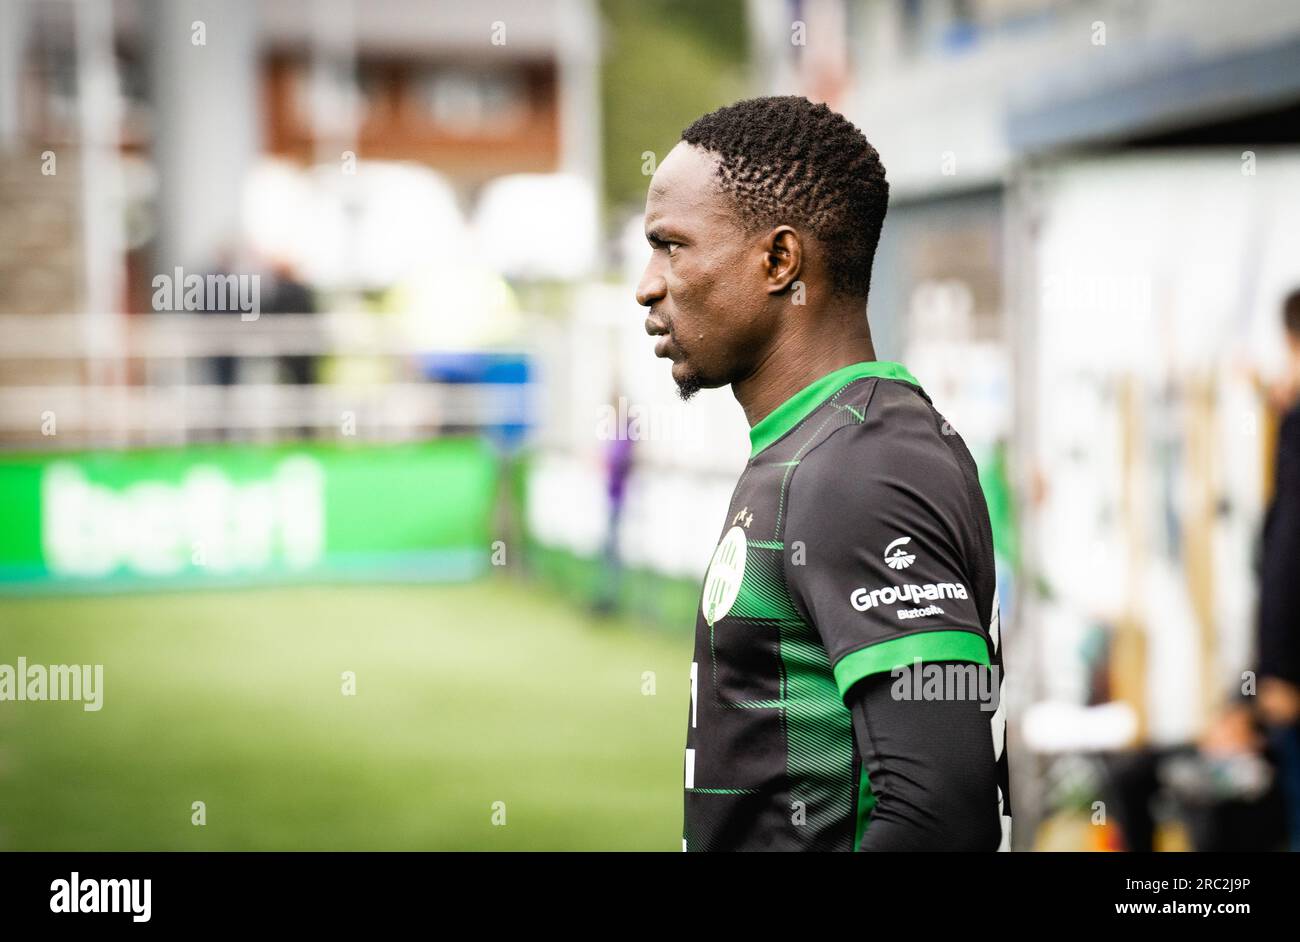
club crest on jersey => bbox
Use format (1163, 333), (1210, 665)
(702, 526), (747, 627)
(884, 536), (915, 570)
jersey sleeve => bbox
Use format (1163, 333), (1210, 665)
(849, 671), (1002, 850)
(783, 418), (990, 702)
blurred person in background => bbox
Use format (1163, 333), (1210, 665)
(1105, 705), (1284, 851)
(1257, 288), (1300, 849)
(1106, 289), (1300, 852)
(196, 243), (245, 389)
(253, 254), (318, 440)
(592, 384), (635, 618)
(262, 255), (318, 390)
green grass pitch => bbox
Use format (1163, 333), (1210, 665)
(0, 578), (692, 850)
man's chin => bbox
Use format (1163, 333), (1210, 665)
(671, 362), (705, 402)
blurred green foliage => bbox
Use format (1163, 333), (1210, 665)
(599, 0), (750, 221)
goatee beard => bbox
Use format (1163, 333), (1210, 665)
(675, 372), (703, 402)
(667, 331), (702, 401)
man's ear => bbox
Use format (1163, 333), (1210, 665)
(763, 226), (803, 295)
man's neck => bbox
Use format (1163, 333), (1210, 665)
(733, 315), (877, 429)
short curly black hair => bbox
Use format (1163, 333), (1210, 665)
(680, 95), (889, 301)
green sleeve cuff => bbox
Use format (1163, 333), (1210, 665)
(831, 629), (990, 700)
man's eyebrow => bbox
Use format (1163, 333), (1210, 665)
(645, 223), (680, 243)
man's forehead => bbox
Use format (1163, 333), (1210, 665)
(647, 142), (720, 214)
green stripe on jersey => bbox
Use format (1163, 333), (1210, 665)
(747, 360), (920, 459)
(832, 629), (989, 700)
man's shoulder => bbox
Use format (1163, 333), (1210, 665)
(794, 377), (967, 493)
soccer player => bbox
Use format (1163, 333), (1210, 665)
(637, 96), (1010, 851)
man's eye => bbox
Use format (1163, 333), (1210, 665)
(666, 242), (680, 255)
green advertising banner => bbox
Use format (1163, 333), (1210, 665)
(0, 439), (500, 590)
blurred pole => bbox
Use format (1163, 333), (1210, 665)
(747, 0), (858, 104)
(852, 0), (904, 86)
(745, 0), (792, 96)
(148, 0), (259, 274)
(1005, 164), (1045, 850)
(556, 0), (601, 209)
(148, 0), (259, 444)
(74, 0), (127, 432)
(0, 0), (24, 147)
(802, 0), (851, 108)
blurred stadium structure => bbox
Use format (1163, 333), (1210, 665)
(2, 0), (1300, 850)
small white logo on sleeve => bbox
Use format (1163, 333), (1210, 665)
(884, 536), (915, 570)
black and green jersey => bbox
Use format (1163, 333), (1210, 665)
(683, 361), (1010, 851)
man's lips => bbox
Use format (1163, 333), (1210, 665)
(645, 315), (674, 359)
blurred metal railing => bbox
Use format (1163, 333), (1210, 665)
(0, 312), (535, 448)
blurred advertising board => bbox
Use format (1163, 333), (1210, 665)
(0, 439), (498, 589)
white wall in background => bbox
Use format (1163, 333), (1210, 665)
(1022, 151), (1300, 745)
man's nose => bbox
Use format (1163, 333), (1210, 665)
(635, 262), (665, 308)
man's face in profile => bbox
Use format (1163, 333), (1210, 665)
(637, 141), (772, 400)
